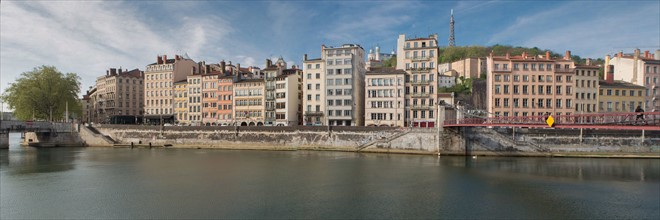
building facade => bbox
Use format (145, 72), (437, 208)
(302, 57), (325, 125)
(598, 65), (646, 113)
(91, 68), (144, 124)
(274, 69), (303, 126)
(487, 51), (576, 117)
(233, 79), (265, 126)
(217, 75), (234, 126)
(202, 73), (220, 126)
(396, 34), (439, 127)
(173, 80), (188, 125)
(187, 74), (203, 126)
(573, 64), (599, 113)
(364, 68), (406, 127)
(598, 81), (646, 113)
(303, 44), (366, 126)
(144, 55), (196, 124)
(263, 58), (287, 126)
(605, 49), (660, 112)
(448, 57), (487, 79)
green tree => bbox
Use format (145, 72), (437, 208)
(1, 66), (81, 121)
(382, 56), (397, 68)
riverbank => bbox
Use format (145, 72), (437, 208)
(79, 125), (660, 159)
(97, 143), (660, 159)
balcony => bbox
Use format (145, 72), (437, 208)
(403, 45), (437, 50)
(411, 105), (433, 110)
(266, 95), (276, 100)
(411, 80), (431, 86)
(304, 111), (324, 116)
(555, 68), (575, 73)
(266, 106), (276, 111)
(406, 67), (434, 72)
(411, 56), (431, 61)
(266, 85), (276, 90)
(411, 93), (430, 98)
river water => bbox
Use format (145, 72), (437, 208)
(1, 133), (659, 219)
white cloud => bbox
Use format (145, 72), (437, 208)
(0, 1), (235, 100)
(487, 1), (660, 58)
(324, 1), (422, 44)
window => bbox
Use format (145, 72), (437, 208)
(307, 84), (311, 90)
(556, 99), (562, 108)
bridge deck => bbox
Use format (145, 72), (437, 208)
(444, 112), (660, 131)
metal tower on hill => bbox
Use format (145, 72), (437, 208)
(449, 9), (455, 47)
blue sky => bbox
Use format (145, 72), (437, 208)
(1, 0), (659, 102)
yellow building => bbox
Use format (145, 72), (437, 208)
(233, 78), (265, 126)
(598, 80), (645, 113)
(173, 79), (188, 125)
(397, 34), (440, 127)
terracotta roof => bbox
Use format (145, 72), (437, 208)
(574, 65), (600, 69)
(366, 67), (406, 75)
(236, 78), (264, 83)
(599, 80), (646, 89)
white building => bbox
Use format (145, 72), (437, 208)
(605, 49), (660, 111)
(303, 44), (366, 126)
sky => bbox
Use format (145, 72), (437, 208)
(1, 0), (659, 104)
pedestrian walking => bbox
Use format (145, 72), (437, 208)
(635, 106), (647, 125)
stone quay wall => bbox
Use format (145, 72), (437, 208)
(86, 125), (660, 157)
(93, 125), (424, 151)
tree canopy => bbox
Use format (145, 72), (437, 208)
(382, 56), (397, 68)
(1, 66), (81, 121)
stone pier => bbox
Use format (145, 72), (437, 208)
(1, 132), (8, 149)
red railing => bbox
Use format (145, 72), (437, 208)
(443, 112), (660, 130)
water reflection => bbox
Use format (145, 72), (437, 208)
(0, 133), (79, 175)
(441, 156), (659, 182)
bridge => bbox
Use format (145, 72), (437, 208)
(1, 120), (77, 148)
(443, 112), (660, 131)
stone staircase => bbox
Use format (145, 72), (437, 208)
(478, 128), (549, 152)
(357, 129), (411, 151)
(81, 126), (117, 145)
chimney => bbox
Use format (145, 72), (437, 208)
(545, 51), (551, 59)
(119, 68), (123, 74)
(266, 59), (272, 67)
(110, 68), (117, 75)
(157, 56), (163, 64)
(586, 58), (591, 66)
(489, 50), (493, 58)
(304, 54), (308, 61)
(564, 50), (571, 60)
(644, 50), (650, 58)
(522, 51), (528, 59)
(618, 51), (623, 57)
(106, 70), (110, 76)
(606, 65), (614, 84)
(221, 60), (226, 74)
(163, 55), (167, 62)
(505, 52), (510, 59)
(655, 50), (660, 60)
(237, 63), (241, 72)
(604, 55), (611, 75)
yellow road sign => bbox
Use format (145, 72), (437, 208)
(546, 115), (555, 127)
